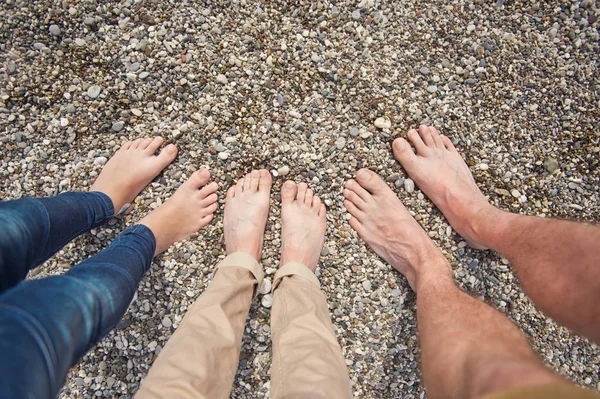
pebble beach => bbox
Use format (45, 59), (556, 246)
(1, 0), (599, 397)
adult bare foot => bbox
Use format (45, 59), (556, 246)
(344, 169), (452, 290)
(280, 181), (326, 272)
(138, 168), (218, 256)
(392, 126), (492, 249)
(90, 137), (178, 214)
(224, 170), (272, 261)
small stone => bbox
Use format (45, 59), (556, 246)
(386, 173), (401, 183)
(261, 294), (273, 308)
(87, 85), (102, 99)
(511, 189), (521, 198)
(94, 156), (108, 166)
(404, 178), (415, 193)
(260, 278), (272, 295)
(139, 71), (150, 79)
(130, 62), (140, 72)
(84, 18), (96, 27)
(391, 288), (401, 297)
(216, 74), (228, 84)
(60, 118), (69, 127)
(427, 85), (438, 93)
(335, 137), (346, 150)
(351, 10), (361, 20)
(374, 117), (391, 129)
(419, 66), (430, 75)
(544, 157), (559, 173)
(277, 165), (290, 176)
(162, 316), (172, 328)
(349, 127), (359, 137)
(362, 280), (372, 291)
(7, 61), (16, 74)
(218, 152), (230, 160)
(49, 24), (61, 36)
(288, 110), (302, 119)
(99, 361), (107, 370)
(112, 122), (124, 132)
(75, 38), (86, 46)
(131, 108), (142, 117)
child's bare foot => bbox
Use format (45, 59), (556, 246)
(224, 170), (272, 261)
(138, 168), (218, 256)
(90, 137), (178, 214)
(344, 169), (452, 290)
(280, 181), (327, 272)
(392, 126), (492, 249)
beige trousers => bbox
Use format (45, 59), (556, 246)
(135, 252), (352, 399)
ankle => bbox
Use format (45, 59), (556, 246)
(463, 203), (501, 245)
(414, 257), (455, 294)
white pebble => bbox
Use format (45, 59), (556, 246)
(260, 278), (272, 295)
(288, 110), (302, 119)
(277, 165), (290, 176)
(218, 152), (230, 160)
(404, 178), (415, 193)
(261, 294), (273, 308)
(161, 316), (172, 328)
(216, 74), (228, 84)
(374, 117), (391, 129)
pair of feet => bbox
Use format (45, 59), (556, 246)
(89, 137), (326, 269)
(91, 125), (493, 291)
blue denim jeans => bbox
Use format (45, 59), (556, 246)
(0, 192), (156, 398)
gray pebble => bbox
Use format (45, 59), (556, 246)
(49, 24), (61, 36)
(544, 157), (559, 173)
(419, 66), (430, 75)
(130, 62), (140, 72)
(362, 280), (372, 291)
(112, 122), (124, 132)
(404, 178), (415, 193)
(349, 127), (359, 137)
(87, 85), (102, 99)
(427, 85), (438, 93)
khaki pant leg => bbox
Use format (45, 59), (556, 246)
(135, 253), (263, 399)
(270, 262), (352, 399)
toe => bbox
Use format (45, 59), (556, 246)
(139, 137), (153, 150)
(296, 182), (308, 203)
(393, 138), (418, 168)
(344, 200), (365, 221)
(429, 126), (445, 149)
(348, 216), (364, 235)
(305, 188), (314, 206)
(122, 140), (133, 150)
(187, 168), (211, 189)
(131, 138), (144, 149)
(319, 203), (326, 218)
(199, 182), (218, 199)
(249, 170), (260, 191)
(281, 181), (297, 204)
(312, 195), (322, 209)
(441, 134), (457, 152)
(235, 178), (245, 195)
(258, 169), (273, 191)
(201, 202), (218, 217)
(200, 193), (218, 207)
(244, 173), (252, 190)
(146, 137), (164, 153)
(345, 179), (371, 203)
(343, 188), (366, 209)
(199, 213), (214, 227)
(157, 144), (178, 165)
(419, 125), (436, 147)
(227, 186), (236, 199)
(407, 129), (428, 155)
(355, 169), (389, 195)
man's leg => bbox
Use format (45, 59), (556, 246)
(392, 126), (600, 342)
(136, 170), (272, 399)
(270, 181), (352, 399)
(0, 169), (218, 399)
(343, 170), (567, 399)
(0, 137), (177, 292)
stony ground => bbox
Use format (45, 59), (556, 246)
(1, 0), (599, 397)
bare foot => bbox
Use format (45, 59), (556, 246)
(344, 169), (452, 290)
(392, 126), (492, 249)
(224, 170), (272, 261)
(90, 137), (178, 214)
(280, 181), (326, 272)
(138, 168), (218, 255)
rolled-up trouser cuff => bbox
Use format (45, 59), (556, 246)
(215, 252), (264, 296)
(273, 262), (320, 291)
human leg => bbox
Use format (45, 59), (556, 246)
(344, 170), (561, 399)
(0, 137), (177, 292)
(270, 181), (352, 399)
(0, 169), (217, 399)
(392, 126), (600, 342)
(136, 170), (272, 399)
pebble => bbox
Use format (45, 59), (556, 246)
(349, 127), (359, 137)
(427, 85), (438, 93)
(335, 137), (346, 150)
(216, 74), (228, 84)
(391, 288), (401, 297)
(260, 278), (272, 295)
(544, 157), (559, 173)
(112, 122), (124, 132)
(374, 117), (391, 129)
(277, 165), (290, 176)
(8, 61), (16, 74)
(74, 38), (86, 46)
(419, 66), (430, 75)
(94, 156), (108, 166)
(161, 317), (172, 328)
(261, 294), (273, 308)
(130, 62), (140, 72)
(87, 86), (102, 99)
(218, 152), (230, 160)
(511, 189), (521, 198)
(131, 108), (143, 117)
(288, 110), (302, 119)
(49, 24), (61, 36)
(362, 280), (372, 291)
(404, 178), (415, 193)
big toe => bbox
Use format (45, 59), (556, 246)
(393, 138), (417, 168)
(281, 181), (297, 204)
(258, 169), (273, 191)
(186, 168), (211, 189)
(356, 169), (388, 195)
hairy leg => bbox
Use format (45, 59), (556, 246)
(344, 169), (560, 399)
(393, 126), (600, 342)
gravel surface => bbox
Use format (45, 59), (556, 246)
(1, 0), (599, 397)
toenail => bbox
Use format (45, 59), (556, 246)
(357, 169), (371, 181)
(394, 139), (405, 151)
(408, 129), (417, 135)
(346, 180), (354, 187)
(283, 181), (295, 190)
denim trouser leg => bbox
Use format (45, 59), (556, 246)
(0, 225), (156, 399)
(0, 192), (114, 292)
